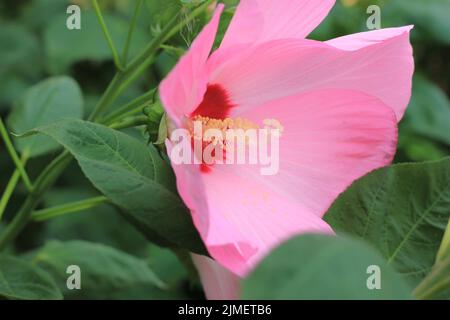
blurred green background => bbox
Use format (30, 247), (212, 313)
(0, 0), (449, 299)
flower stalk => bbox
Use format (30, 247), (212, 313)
(109, 115), (149, 130)
(0, 118), (32, 192)
(92, 0), (124, 71)
(32, 196), (108, 222)
(436, 218), (450, 263)
(101, 88), (156, 125)
(122, 0), (143, 66)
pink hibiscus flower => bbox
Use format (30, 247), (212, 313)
(160, 0), (413, 299)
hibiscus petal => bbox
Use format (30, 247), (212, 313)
(159, 4), (224, 126)
(221, 0), (336, 49)
(199, 164), (334, 276)
(236, 89), (398, 218)
(211, 31), (413, 121)
(191, 254), (240, 300)
(326, 25), (414, 51)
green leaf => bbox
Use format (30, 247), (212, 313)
(28, 119), (206, 254)
(44, 12), (150, 74)
(0, 75), (31, 110)
(325, 157), (450, 286)
(31, 240), (167, 299)
(0, 22), (41, 78)
(397, 131), (448, 163)
(384, 0), (450, 45)
(0, 23), (41, 108)
(20, 0), (67, 31)
(403, 74), (450, 146)
(7, 76), (84, 157)
(0, 255), (62, 300)
(242, 234), (412, 300)
(148, 245), (188, 287)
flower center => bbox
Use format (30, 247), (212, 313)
(187, 115), (260, 144)
(186, 116), (260, 172)
(183, 84), (283, 173)
(187, 84), (260, 147)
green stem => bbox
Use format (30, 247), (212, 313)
(0, 153), (28, 221)
(0, 119), (32, 191)
(415, 278), (450, 300)
(437, 218), (450, 262)
(160, 44), (186, 58)
(101, 88), (156, 125)
(0, 170), (20, 222)
(92, 0), (124, 71)
(122, 0), (143, 66)
(109, 115), (148, 130)
(0, 151), (72, 250)
(413, 255), (450, 299)
(87, 74), (121, 121)
(32, 196), (108, 222)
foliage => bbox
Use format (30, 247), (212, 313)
(0, 0), (448, 300)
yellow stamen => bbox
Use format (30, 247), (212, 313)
(185, 115), (283, 154)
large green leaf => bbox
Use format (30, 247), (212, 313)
(0, 22), (40, 78)
(44, 12), (150, 74)
(7, 76), (84, 157)
(27, 119), (206, 254)
(31, 241), (167, 299)
(0, 23), (41, 108)
(325, 158), (450, 286)
(20, 0), (67, 31)
(242, 234), (412, 300)
(403, 74), (450, 146)
(0, 75), (31, 111)
(0, 255), (62, 300)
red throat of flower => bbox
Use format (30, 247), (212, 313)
(189, 84), (234, 173)
(190, 84), (234, 120)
